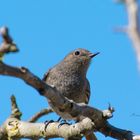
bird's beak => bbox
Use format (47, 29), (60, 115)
(89, 52), (100, 58)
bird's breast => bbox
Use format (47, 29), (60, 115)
(46, 70), (86, 103)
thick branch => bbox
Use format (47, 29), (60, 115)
(3, 118), (94, 139)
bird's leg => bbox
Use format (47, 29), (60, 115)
(57, 117), (62, 122)
(44, 117), (62, 131)
(44, 120), (55, 131)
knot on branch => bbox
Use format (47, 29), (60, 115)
(20, 67), (28, 73)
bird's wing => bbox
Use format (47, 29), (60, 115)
(85, 79), (91, 104)
(42, 68), (51, 81)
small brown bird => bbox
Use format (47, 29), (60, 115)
(43, 48), (99, 140)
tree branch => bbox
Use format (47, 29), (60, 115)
(10, 95), (22, 119)
(0, 58), (139, 140)
(116, 0), (140, 69)
(2, 118), (95, 139)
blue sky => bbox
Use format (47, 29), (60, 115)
(0, 0), (140, 139)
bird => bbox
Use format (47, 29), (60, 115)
(42, 48), (99, 140)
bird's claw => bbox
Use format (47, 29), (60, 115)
(44, 117), (62, 131)
(44, 118), (71, 130)
(44, 120), (54, 131)
(58, 120), (71, 128)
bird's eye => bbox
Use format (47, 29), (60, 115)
(74, 50), (80, 56)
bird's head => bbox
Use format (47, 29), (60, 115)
(63, 48), (99, 73)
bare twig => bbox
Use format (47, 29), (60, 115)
(10, 95), (22, 119)
(0, 26), (13, 44)
(28, 108), (53, 123)
(0, 26), (18, 61)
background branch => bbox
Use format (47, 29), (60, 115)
(115, 0), (140, 69)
